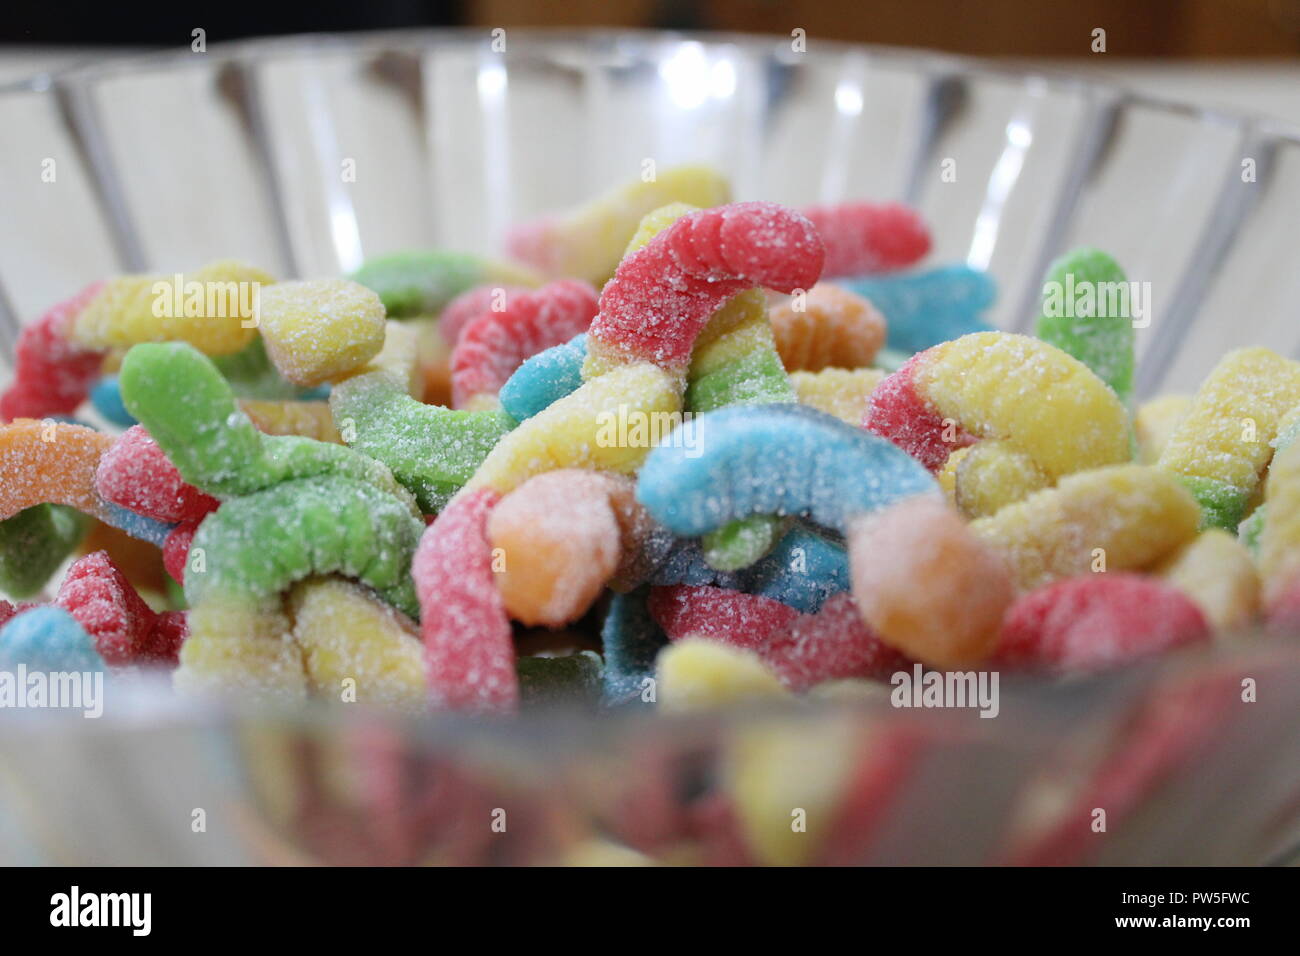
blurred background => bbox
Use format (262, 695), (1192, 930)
(2, 1), (1299, 121)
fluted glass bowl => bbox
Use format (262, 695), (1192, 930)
(0, 30), (1298, 865)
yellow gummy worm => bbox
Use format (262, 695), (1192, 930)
(521, 166), (731, 284)
(288, 577), (427, 711)
(71, 260), (274, 356)
(1258, 432), (1300, 602)
(464, 361), (680, 497)
(1134, 394), (1191, 465)
(952, 439), (1050, 519)
(174, 602), (308, 701)
(239, 400), (343, 443)
(971, 464), (1201, 591)
(789, 368), (885, 425)
(1157, 347), (1300, 528)
(655, 639), (789, 714)
(1154, 529), (1259, 632)
(916, 332), (1130, 479)
(257, 278), (387, 388)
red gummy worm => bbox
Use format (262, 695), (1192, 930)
(440, 283), (534, 348)
(55, 550), (159, 667)
(450, 279), (598, 408)
(0, 281), (107, 422)
(588, 201), (825, 371)
(649, 585), (910, 691)
(96, 425), (220, 523)
(863, 353), (977, 472)
(801, 201), (931, 279)
(411, 488), (517, 714)
(994, 573), (1211, 674)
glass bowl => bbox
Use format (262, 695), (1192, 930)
(0, 29), (1297, 865)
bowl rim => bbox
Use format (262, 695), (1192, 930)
(2, 26), (1300, 142)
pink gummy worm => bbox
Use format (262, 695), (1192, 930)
(800, 201), (931, 278)
(649, 585), (910, 691)
(411, 488), (517, 715)
(588, 201), (825, 371)
(450, 279), (598, 408)
(0, 281), (107, 423)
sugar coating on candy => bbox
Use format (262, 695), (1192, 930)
(96, 425), (220, 523)
(953, 439), (1050, 519)
(1153, 529), (1259, 632)
(650, 583), (799, 654)
(439, 283), (534, 347)
(162, 521), (199, 585)
(185, 474), (423, 619)
(487, 470), (623, 627)
(122, 342), (414, 506)
(655, 638), (788, 712)
(864, 355), (977, 472)
(0, 281), (107, 422)
(288, 576), (426, 711)
(349, 249), (539, 318)
(498, 334), (587, 422)
(740, 524), (848, 614)
(0, 505), (87, 600)
(450, 279), (598, 409)
(0, 419), (116, 523)
(700, 516), (781, 574)
(935, 445), (969, 504)
(239, 399), (342, 442)
(412, 488), (517, 714)
(1135, 393), (1191, 464)
(1035, 247), (1136, 403)
(211, 336), (305, 401)
(770, 283), (886, 372)
(790, 368), (884, 424)
(0, 605), (105, 672)
(54, 550), (157, 667)
(849, 495), (1012, 667)
(971, 464), (1201, 592)
(995, 573), (1210, 673)
(839, 265), (996, 355)
(638, 403), (936, 537)
(651, 585), (908, 690)
(613, 204), (797, 575)
(585, 201), (825, 374)
(686, 292), (794, 411)
(468, 362), (680, 496)
(915, 332), (1131, 479)
(138, 609), (187, 668)
(257, 279), (387, 387)
(1158, 347), (1300, 529)
(175, 601), (306, 700)
(327, 324), (514, 512)
(1258, 428), (1300, 604)
(683, 288), (795, 572)
(601, 588), (668, 705)
(506, 165), (732, 283)
(800, 201), (931, 278)
(70, 260), (272, 356)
